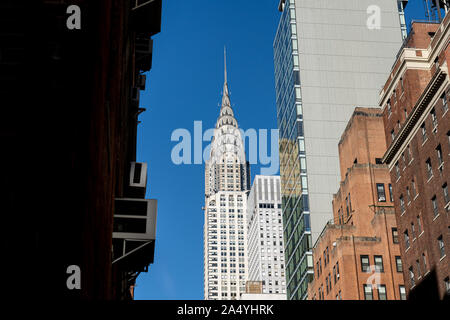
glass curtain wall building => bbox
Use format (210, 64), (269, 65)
(273, 0), (407, 300)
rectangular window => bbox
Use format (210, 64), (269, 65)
(333, 265), (336, 284)
(395, 162), (401, 179)
(400, 195), (405, 213)
(431, 108), (438, 129)
(437, 145), (443, 167)
(443, 183), (449, 205)
(389, 184), (394, 202)
(445, 277), (450, 294)
(392, 228), (399, 244)
(426, 158), (433, 179)
(361, 255), (370, 272)
(396, 256), (403, 272)
(432, 196), (439, 217)
(442, 93), (448, 113)
(422, 252), (428, 272)
(411, 222), (416, 239)
(378, 285), (387, 300)
(387, 101), (392, 117)
(416, 259), (421, 278)
(336, 262), (340, 281)
(377, 183), (386, 202)
(374, 255), (384, 272)
(363, 284), (373, 300)
(409, 266), (415, 287)
(411, 179), (417, 198)
(404, 230), (410, 249)
(406, 187), (411, 203)
(417, 215), (422, 234)
(399, 285), (406, 300)
(438, 235), (445, 258)
(421, 123), (427, 142)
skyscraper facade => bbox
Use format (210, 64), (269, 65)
(273, 0), (407, 299)
(247, 175), (287, 297)
(203, 54), (251, 300)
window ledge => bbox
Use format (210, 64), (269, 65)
(405, 247), (410, 253)
(422, 138), (428, 146)
(427, 175), (433, 183)
(413, 237), (417, 242)
(413, 194), (420, 201)
(418, 231), (424, 238)
(440, 254), (447, 262)
(433, 214), (440, 221)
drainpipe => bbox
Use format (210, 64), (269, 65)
(352, 235), (361, 300)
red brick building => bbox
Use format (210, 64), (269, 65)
(308, 108), (405, 300)
(380, 18), (450, 300)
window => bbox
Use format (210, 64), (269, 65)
(431, 108), (438, 129)
(417, 215), (422, 234)
(407, 145), (413, 162)
(432, 196), (439, 217)
(377, 184), (386, 202)
(438, 235), (445, 258)
(387, 100), (392, 117)
(374, 255), (384, 272)
(404, 230), (410, 249)
(426, 158), (433, 179)
(395, 162), (401, 180)
(442, 93), (448, 113)
(409, 266), (415, 287)
(336, 262), (340, 281)
(445, 277), (450, 294)
(391, 129), (395, 141)
(361, 255), (370, 272)
(363, 284), (373, 300)
(389, 184), (394, 202)
(392, 228), (399, 244)
(422, 252), (428, 272)
(416, 259), (422, 278)
(333, 265), (336, 284)
(406, 187), (411, 203)
(396, 256), (403, 272)
(399, 285), (407, 300)
(400, 195), (405, 213)
(437, 145), (443, 167)
(411, 179), (417, 198)
(411, 222), (416, 239)
(421, 123), (427, 142)
(378, 285), (387, 300)
(443, 183), (449, 205)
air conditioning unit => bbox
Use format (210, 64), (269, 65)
(127, 162), (147, 198)
(113, 198), (157, 241)
(135, 36), (153, 72)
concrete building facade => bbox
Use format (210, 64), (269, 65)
(307, 108), (405, 300)
(273, 0), (408, 299)
(203, 54), (251, 300)
(380, 17), (450, 300)
(247, 175), (287, 297)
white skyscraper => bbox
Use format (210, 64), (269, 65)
(203, 51), (251, 300)
(247, 175), (287, 298)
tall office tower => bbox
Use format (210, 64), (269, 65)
(247, 175), (287, 297)
(203, 53), (251, 300)
(273, 0), (408, 299)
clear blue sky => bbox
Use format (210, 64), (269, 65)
(134, 0), (427, 300)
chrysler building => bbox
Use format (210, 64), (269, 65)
(203, 50), (250, 300)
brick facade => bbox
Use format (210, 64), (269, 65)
(380, 19), (450, 300)
(307, 108), (405, 300)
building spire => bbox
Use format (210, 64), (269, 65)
(224, 46), (227, 84)
(222, 46), (230, 105)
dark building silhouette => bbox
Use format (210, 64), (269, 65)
(0, 0), (161, 300)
